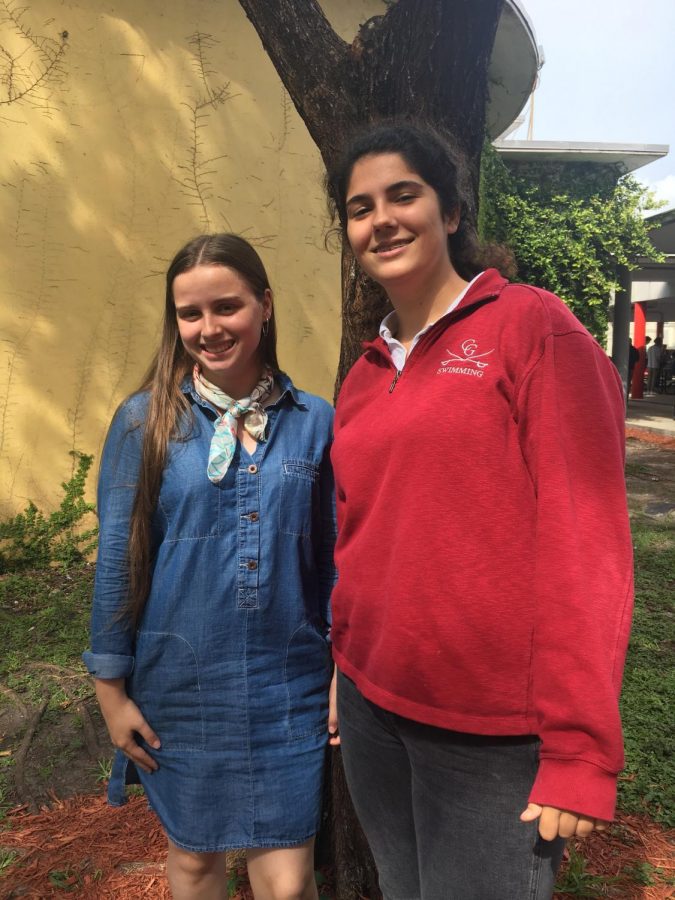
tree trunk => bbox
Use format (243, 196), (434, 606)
(238, 0), (504, 387)
(237, 2), (506, 895)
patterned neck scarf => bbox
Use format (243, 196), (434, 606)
(192, 365), (275, 483)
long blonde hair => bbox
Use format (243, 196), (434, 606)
(125, 234), (279, 626)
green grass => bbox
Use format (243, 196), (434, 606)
(618, 516), (675, 827)
(555, 845), (618, 896)
(0, 566), (94, 686)
(94, 757), (113, 784)
(0, 564), (95, 837)
(0, 848), (19, 875)
(0, 480), (673, 895)
(621, 861), (670, 887)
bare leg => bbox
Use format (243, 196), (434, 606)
(246, 838), (318, 900)
(166, 839), (228, 900)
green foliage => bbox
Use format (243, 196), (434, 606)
(479, 143), (664, 342)
(0, 775), (13, 824)
(0, 567), (94, 685)
(618, 518), (675, 827)
(621, 861), (668, 887)
(554, 846), (618, 896)
(227, 869), (246, 897)
(48, 865), (83, 891)
(0, 848), (19, 875)
(0, 754), (15, 828)
(0, 451), (98, 573)
(0, 564), (95, 832)
(94, 757), (113, 783)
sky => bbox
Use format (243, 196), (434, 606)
(507, 0), (675, 210)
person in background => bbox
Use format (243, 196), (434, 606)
(656, 343), (669, 392)
(628, 339), (639, 396)
(646, 335), (663, 394)
(325, 121), (633, 900)
(84, 234), (335, 900)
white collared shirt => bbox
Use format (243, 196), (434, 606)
(379, 272), (485, 371)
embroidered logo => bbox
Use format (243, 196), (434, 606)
(437, 339), (494, 378)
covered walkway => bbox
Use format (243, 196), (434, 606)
(626, 392), (675, 438)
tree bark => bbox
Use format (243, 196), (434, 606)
(239, 0), (504, 388)
(237, 0), (360, 168)
(237, 2), (506, 895)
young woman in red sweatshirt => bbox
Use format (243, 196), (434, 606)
(325, 122), (633, 900)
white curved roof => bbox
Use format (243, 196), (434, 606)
(492, 139), (669, 174)
(487, 0), (542, 138)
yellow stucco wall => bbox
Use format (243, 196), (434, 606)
(0, 0), (382, 516)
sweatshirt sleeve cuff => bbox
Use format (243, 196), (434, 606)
(82, 651), (134, 679)
(529, 758), (619, 822)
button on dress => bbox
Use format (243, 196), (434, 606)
(83, 375), (335, 851)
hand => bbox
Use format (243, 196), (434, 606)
(95, 678), (161, 773)
(327, 669), (340, 746)
(520, 803), (610, 841)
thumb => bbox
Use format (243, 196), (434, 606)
(520, 802), (543, 822)
(328, 701), (340, 745)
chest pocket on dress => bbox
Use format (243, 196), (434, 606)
(279, 459), (319, 538)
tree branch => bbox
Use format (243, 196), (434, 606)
(237, 0), (358, 165)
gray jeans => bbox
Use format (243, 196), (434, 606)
(337, 671), (565, 900)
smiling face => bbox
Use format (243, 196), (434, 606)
(345, 152), (459, 297)
(173, 264), (271, 397)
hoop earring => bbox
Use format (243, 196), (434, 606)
(262, 318), (269, 338)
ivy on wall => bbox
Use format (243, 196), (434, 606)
(478, 144), (663, 342)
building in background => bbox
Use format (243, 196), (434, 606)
(632, 208), (675, 351)
(624, 209), (675, 398)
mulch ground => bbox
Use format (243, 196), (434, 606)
(1, 793), (672, 899)
(2, 427), (672, 898)
(625, 427), (675, 450)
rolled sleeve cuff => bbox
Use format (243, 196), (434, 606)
(82, 650), (135, 679)
(529, 757), (619, 822)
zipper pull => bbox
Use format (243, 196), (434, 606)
(389, 369), (402, 393)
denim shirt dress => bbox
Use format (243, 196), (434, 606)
(83, 374), (335, 852)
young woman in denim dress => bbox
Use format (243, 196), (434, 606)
(325, 123), (633, 900)
(84, 234), (336, 899)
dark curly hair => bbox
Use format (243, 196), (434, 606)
(326, 120), (513, 281)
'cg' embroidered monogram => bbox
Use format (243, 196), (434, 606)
(437, 339), (494, 378)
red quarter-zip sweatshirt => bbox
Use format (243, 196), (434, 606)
(330, 269), (633, 822)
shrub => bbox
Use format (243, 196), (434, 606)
(0, 451), (98, 572)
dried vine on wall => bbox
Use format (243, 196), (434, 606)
(177, 31), (235, 231)
(0, 0), (67, 118)
(0, 3), (69, 507)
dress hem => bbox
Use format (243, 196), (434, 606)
(164, 827), (319, 854)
